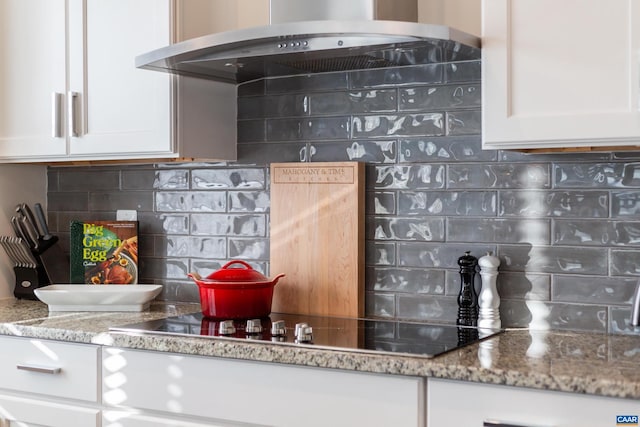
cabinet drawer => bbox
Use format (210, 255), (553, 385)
(0, 335), (99, 402)
(0, 393), (100, 427)
(104, 348), (424, 427)
(103, 410), (232, 427)
(428, 378), (640, 427)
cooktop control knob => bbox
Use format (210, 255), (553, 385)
(270, 320), (286, 336)
(245, 319), (263, 335)
(218, 320), (236, 336)
(294, 322), (313, 343)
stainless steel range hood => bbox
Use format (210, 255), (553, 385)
(136, 0), (481, 84)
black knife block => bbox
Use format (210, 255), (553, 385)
(12, 238), (69, 300)
(13, 265), (49, 300)
(35, 236), (69, 285)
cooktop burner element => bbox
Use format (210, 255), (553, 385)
(112, 313), (502, 359)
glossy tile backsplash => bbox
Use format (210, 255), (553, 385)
(48, 59), (640, 334)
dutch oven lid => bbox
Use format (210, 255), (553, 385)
(203, 260), (271, 283)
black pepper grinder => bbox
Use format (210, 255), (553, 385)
(456, 251), (479, 327)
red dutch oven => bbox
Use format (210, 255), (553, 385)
(187, 260), (285, 319)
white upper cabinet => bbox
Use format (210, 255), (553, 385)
(0, 0), (67, 158)
(482, 0), (640, 150)
(67, 0), (172, 158)
(0, 0), (236, 163)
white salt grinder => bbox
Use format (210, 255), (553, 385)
(478, 251), (501, 329)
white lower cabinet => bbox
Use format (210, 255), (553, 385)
(0, 335), (101, 427)
(102, 348), (425, 427)
(427, 378), (640, 427)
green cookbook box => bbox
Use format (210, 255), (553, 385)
(69, 220), (138, 284)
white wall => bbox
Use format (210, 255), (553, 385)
(176, 0), (481, 37)
(0, 165), (47, 299)
(418, 0), (481, 36)
(176, 0), (269, 39)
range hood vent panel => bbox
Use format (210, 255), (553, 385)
(137, 17), (480, 84)
(277, 55), (400, 74)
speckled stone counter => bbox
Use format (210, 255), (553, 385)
(1, 298), (639, 400)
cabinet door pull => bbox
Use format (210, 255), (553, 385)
(51, 92), (63, 138)
(67, 91), (79, 137)
(484, 421), (552, 427)
(17, 363), (62, 375)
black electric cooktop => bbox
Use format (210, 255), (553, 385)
(111, 312), (502, 359)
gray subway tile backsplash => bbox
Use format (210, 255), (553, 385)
(267, 116), (350, 141)
(155, 192), (226, 212)
(499, 190), (609, 218)
(367, 241), (396, 266)
(89, 191), (154, 212)
(236, 142), (307, 164)
(153, 170), (189, 190)
(553, 275), (637, 304)
(399, 136), (496, 162)
(308, 140), (397, 163)
(369, 165), (446, 190)
(397, 294), (458, 323)
(447, 163), (550, 189)
(399, 84), (481, 112)
(266, 72), (349, 93)
(191, 168), (265, 189)
(397, 190), (496, 216)
(554, 163), (640, 188)
(227, 191), (270, 212)
(58, 169), (121, 191)
(47, 59), (640, 333)
(444, 61), (481, 83)
(352, 113), (444, 138)
(366, 267), (445, 294)
(447, 218), (550, 245)
(498, 244), (608, 275)
(366, 191), (396, 215)
(611, 191), (640, 217)
(309, 90), (397, 115)
(446, 110), (482, 135)
(367, 217), (445, 242)
(350, 64), (443, 88)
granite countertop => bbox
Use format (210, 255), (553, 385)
(1, 299), (639, 400)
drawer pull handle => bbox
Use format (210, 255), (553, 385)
(67, 91), (80, 137)
(484, 421), (552, 427)
(17, 364), (62, 375)
(51, 92), (63, 138)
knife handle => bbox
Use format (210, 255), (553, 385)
(20, 217), (39, 251)
(11, 217), (30, 245)
(34, 203), (52, 239)
(20, 203), (42, 239)
(9, 217), (23, 240)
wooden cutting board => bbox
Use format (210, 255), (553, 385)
(270, 162), (365, 318)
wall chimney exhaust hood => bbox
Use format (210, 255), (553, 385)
(136, 0), (480, 84)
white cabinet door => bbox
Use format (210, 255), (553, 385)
(67, 0), (172, 159)
(428, 378), (640, 427)
(482, 0), (640, 150)
(0, 0), (67, 159)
